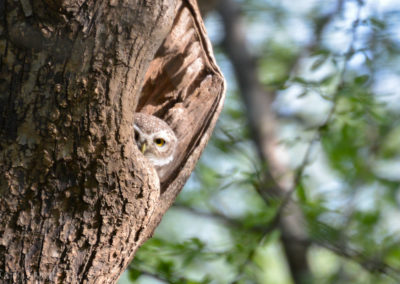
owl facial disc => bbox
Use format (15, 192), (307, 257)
(133, 113), (178, 178)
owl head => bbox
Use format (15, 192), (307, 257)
(134, 113), (177, 176)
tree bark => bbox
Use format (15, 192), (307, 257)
(0, 0), (224, 283)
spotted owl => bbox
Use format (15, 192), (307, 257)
(134, 113), (177, 180)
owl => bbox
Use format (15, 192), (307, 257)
(133, 113), (177, 180)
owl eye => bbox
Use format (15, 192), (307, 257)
(154, 138), (165, 147)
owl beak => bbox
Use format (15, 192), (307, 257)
(140, 143), (147, 154)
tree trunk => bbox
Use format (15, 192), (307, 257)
(0, 0), (225, 283)
(216, 1), (311, 282)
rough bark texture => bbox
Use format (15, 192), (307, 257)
(0, 0), (225, 283)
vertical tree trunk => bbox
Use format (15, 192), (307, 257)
(0, 1), (172, 283)
(216, 1), (311, 283)
(0, 0), (225, 282)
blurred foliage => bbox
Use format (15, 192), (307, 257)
(121, 0), (400, 283)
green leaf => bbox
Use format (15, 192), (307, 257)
(157, 260), (174, 276)
(311, 55), (328, 71)
(296, 182), (308, 202)
(354, 211), (380, 227)
(354, 75), (369, 85)
(293, 77), (309, 84)
(369, 17), (386, 30)
(128, 269), (141, 281)
(384, 246), (400, 267)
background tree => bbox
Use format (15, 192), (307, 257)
(0, 0), (224, 283)
(124, 0), (400, 283)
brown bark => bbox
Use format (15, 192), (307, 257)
(0, 0), (224, 283)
